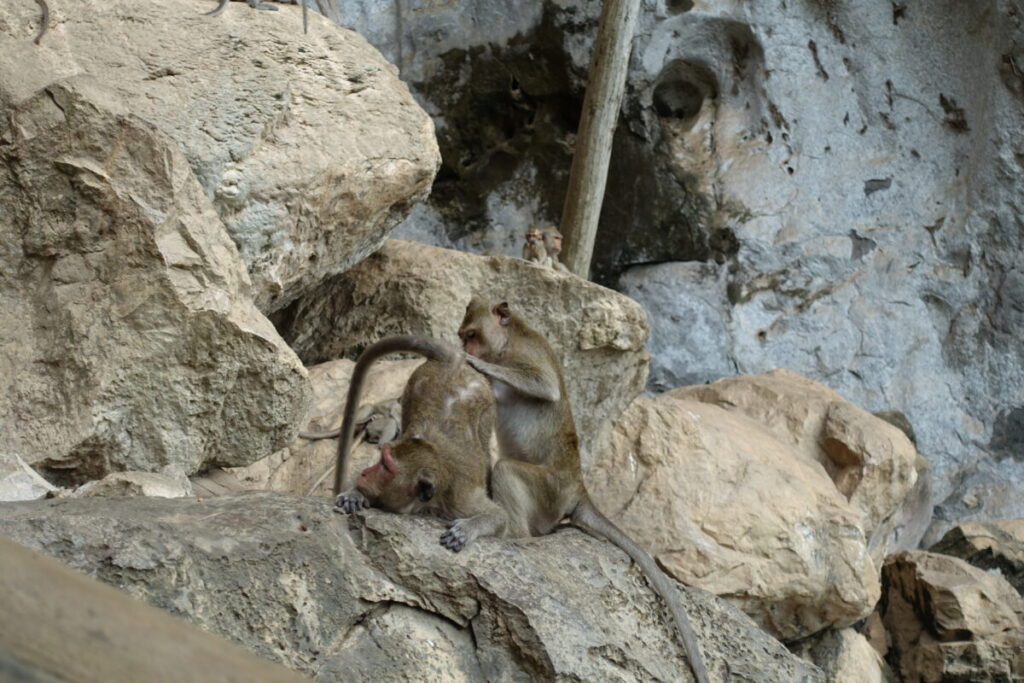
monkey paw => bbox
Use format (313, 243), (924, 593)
(333, 491), (368, 514)
(440, 520), (470, 552)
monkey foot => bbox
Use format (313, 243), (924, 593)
(333, 491), (368, 514)
(440, 520), (470, 552)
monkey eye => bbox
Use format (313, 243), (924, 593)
(463, 330), (476, 340)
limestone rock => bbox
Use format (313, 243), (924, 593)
(0, 82), (309, 480)
(273, 239), (650, 462)
(791, 628), (896, 683)
(0, 454), (58, 502)
(0, 0), (440, 312)
(586, 390), (880, 642)
(70, 471), (193, 499)
(675, 369), (924, 560)
(229, 358), (424, 496)
(881, 551), (1024, 682)
(0, 493), (824, 682)
(930, 521), (1024, 597)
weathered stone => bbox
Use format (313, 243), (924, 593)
(791, 628), (896, 683)
(674, 369), (924, 560)
(0, 454), (57, 502)
(930, 521), (1024, 597)
(0, 82), (309, 480)
(0, 0), (440, 312)
(586, 388), (879, 642)
(273, 239), (650, 462)
(229, 358), (425, 497)
(70, 471), (193, 499)
(880, 551), (1024, 682)
(0, 493), (824, 682)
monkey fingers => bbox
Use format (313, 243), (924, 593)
(333, 490), (368, 514)
(440, 520), (470, 552)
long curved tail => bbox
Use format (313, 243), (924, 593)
(572, 499), (710, 683)
(332, 335), (458, 496)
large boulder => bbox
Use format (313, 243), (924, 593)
(0, 82), (309, 481)
(880, 551), (1024, 682)
(790, 628), (896, 683)
(930, 520), (1024, 597)
(273, 239), (651, 461)
(0, 493), (824, 682)
(675, 369), (925, 560)
(0, 0), (440, 312)
(586, 386), (880, 642)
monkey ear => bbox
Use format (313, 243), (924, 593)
(414, 469), (435, 502)
(493, 301), (511, 326)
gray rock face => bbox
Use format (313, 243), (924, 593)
(0, 83), (309, 481)
(1, 0), (440, 313)
(0, 493), (824, 682)
(338, 0), (1024, 540)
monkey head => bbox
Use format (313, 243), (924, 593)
(524, 228), (543, 246)
(355, 439), (437, 513)
(543, 228), (563, 256)
(459, 297), (511, 361)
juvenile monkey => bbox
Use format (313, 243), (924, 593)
(542, 227), (570, 273)
(330, 336), (502, 534)
(521, 228), (550, 266)
(299, 399), (401, 444)
(453, 299), (710, 683)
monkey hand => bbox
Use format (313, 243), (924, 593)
(333, 490), (368, 514)
(440, 519), (470, 552)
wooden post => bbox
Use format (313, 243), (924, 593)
(559, 0), (641, 278)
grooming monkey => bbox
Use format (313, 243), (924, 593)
(521, 227), (550, 267)
(453, 298), (710, 683)
(330, 336), (502, 530)
(542, 227), (570, 273)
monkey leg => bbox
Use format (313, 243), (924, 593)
(491, 459), (569, 536)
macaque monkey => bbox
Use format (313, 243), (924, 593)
(330, 336), (503, 537)
(521, 228), (550, 266)
(542, 227), (570, 273)
(455, 299), (710, 683)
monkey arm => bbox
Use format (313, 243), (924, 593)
(464, 356), (561, 402)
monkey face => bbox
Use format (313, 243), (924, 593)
(459, 298), (509, 361)
(524, 229), (542, 245)
(544, 231), (562, 255)
(356, 441), (436, 513)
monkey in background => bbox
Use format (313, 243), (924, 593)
(451, 299), (710, 683)
(521, 228), (550, 267)
(330, 336), (503, 533)
(542, 227), (570, 273)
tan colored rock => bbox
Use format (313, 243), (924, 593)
(0, 82), (309, 480)
(0, 0), (440, 312)
(675, 369), (923, 560)
(930, 521), (1024, 597)
(71, 471), (193, 499)
(586, 392), (879, 641)
(230, 358), (424, 496)
(274, 239), (650, 461)
(791, 628), (896, 683)
(881, 551), (1024, 682)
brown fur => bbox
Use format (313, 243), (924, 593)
(454, 299), (710, 683)
(522, 228), (549, 266)
(332, 336), (502, 539)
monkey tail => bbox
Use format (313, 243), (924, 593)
(571, 499), (710, 683)
(333, 335), (458, 496)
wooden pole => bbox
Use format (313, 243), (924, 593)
(559, 0), (641, 278)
